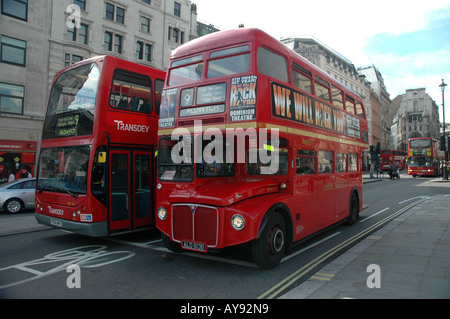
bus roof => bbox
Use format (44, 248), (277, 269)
(170, 28), (362, 101)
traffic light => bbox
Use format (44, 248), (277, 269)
(370, 145), (374, 155)
(376, 142), (381, 155)
(440, 136), (445, 151)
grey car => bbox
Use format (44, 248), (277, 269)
(0, 178), (36, 214)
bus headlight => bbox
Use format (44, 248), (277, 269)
(157, 207), (167, 221)
(231, 214), (245, 231)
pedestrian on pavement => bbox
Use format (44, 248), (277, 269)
(388, 163), (394, 179)
(8, 170), (15, 182)
(370, 161), (375, 179)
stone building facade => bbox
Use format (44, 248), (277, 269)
(358, 65), (392, 150)
(0, 0), (197, 179)
(390, 88), (441, 151)
(280, 37), (389, 157)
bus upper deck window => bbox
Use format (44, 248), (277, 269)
(169, 55), (203, 86)
(207, 45), (250, 78)
(257, 47), (288, 83)
(356, 101), (365, 119)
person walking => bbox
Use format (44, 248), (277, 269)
(369, 161), (375, 179)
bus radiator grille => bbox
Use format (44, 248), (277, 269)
(172, 205), (218, 247)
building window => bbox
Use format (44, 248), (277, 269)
(174, 2), (181, 17)
(105, 3), (114, 20)
(64, 54), (83, 67)
(104, 31), (123, 54)
(104, 31), (112, 51)
(1, 0), (28, 21)
(78, 24), (88, 44)
(136, 41), (152, 62)
(140, 16), (151, 33)
(0, 35), (26, 66)
(172, 28), (179, 43)
(141, 0), (150, 4)
(0, 82), (24, 115)
(74, 0), (86, 11)
(114, 34), (122, 54)
(116, 7), (124, 24)
(67, 23), (88, 45)
(106, 3), (125, 24)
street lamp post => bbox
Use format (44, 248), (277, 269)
(440, 79), (448, 180)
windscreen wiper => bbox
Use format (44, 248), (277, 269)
(38, 183), (78, 199)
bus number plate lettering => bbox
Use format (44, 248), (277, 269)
(182, 240), (206, 252)
(50, 219), (62, 227)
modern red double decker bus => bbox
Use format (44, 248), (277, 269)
(407, 137), (443, 177)
(380, 150), (406, 171)
(156, 28), (369, 268)
(35, 56), (165, 236)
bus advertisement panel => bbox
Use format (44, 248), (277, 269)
(407, 137), (442, 177)
(156, 28), (369, 269)
(35, 56), (165, 236)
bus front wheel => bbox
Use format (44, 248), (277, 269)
(252, 212), (286, 269)
(161, 233), (183, 253)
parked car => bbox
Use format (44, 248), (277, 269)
(0, 178), (36, 214)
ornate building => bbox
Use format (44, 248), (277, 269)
(391, 88), (441, 151)
(358, 65), (392, 150)
(280, 37), (391, 168)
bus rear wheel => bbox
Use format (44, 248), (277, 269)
(346, 194), (359, 225)
(252, 212), (286, 269)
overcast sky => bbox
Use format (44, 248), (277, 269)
(191, 0), (450, 123)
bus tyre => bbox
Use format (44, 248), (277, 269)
(161, 233), (183, 253)
(252, 212), (286, 269)
(346, 194), (359, 225)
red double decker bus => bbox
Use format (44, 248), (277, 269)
(407, 137), (443, 177)
(380, 150), (406, 171)
(156, 28), (369, 268)
(35, 56), (165, 236)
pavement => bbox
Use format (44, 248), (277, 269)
(1, 173), (450, 299)
(281, 173), (450, 299)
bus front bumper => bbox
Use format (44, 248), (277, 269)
(35, 213), (108, 237)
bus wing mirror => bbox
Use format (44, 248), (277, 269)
(98, 152), (107, 163)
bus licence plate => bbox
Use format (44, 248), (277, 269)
(50, 219), (62, 227)
(182, 240), (207, 252)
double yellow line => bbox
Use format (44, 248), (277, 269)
(257, 198), (426, 299)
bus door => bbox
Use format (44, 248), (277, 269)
(109, 150), (153, 233)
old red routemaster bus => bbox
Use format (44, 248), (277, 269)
(407, 137), (442, 177)
(156, 28), (369, 268)
(35, 56), (165, 236)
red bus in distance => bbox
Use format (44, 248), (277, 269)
(35, 56), (165, 236)
(156, 28), (369, 269)
(407, 137), (443, 177)
(380, 150), (406, 171)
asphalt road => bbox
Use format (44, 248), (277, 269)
(1, 173), (449, 300)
